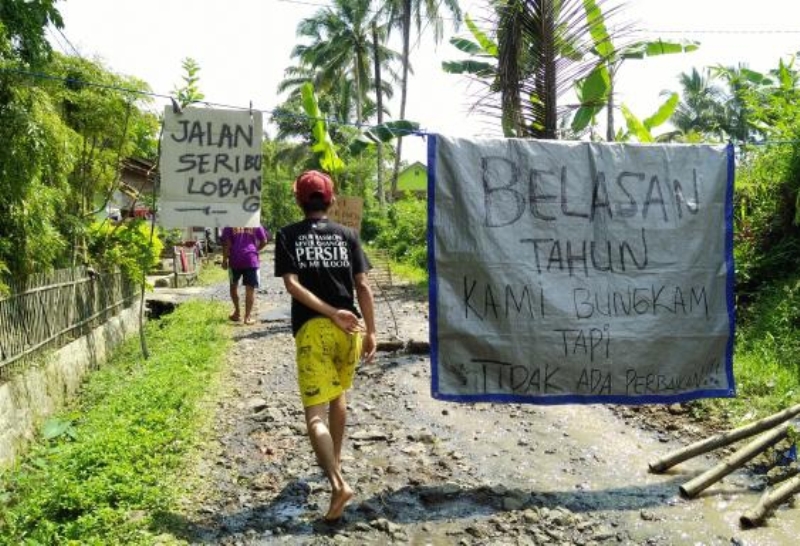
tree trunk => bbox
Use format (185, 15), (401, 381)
(497, 2), (524, 137)
(390, 0), (412, 199)
(372, 22), (385, 209)
(354, 58), (363, 126)
(606, 74), (615, 141)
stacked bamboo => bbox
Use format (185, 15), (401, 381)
(648, 403), (800, 527)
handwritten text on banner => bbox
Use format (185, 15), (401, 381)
(428, 136), (735, 405)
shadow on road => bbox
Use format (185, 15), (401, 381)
(157, 475), (687, 543)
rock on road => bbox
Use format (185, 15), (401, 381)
(172, 250), (799, 545)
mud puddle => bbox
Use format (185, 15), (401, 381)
(368, 353), (800, 545)
(177, 266), (800, 545)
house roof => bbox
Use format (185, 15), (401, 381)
(122, 157), (156, 177)
(399, 161), (426, 175)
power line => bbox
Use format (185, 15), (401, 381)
(6, 66), (800, 147)
(45, 27), (69, 55)
(638, 28), (800, 35)
(55, 27), (82, 57)
(274, 0), (329, 7)
(0, 66), (427, 137)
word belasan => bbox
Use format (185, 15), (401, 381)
(481, 157), (700, 227)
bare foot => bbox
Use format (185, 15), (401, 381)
(325, 483), (354, 521)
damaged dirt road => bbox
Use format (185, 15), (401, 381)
(172, 258), (800, 545)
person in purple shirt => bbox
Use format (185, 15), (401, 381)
(220, 226), (269, 325)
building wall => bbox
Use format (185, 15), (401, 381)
(397, 162), (428, 193)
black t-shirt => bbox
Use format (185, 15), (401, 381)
(274, 218), (371, 336)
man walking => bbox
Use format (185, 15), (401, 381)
(274, 170), (377, 521)
(221, 225), (269, 325)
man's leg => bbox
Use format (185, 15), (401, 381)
(329, 393), (347, 471)
(244, 284), (255, 323)
(229, 281), (241, 320)
(305, 402), (353, 520)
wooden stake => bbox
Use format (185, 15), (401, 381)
(740, 473), (800, 527)
(679, 423), (789, 498)
(649, 403), (800, 473)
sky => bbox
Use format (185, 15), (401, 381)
(51, 0), (800, 163)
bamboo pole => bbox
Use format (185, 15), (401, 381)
(649, 403), (800, 473)
(679, 423), (790, 498)
(740, 473), (800, 527)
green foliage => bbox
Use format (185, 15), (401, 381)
(0, 82), (76, 279)
(86, 220), (163, 283)
(0, 0), (63, 66)
(714, 274), (800, 418)
(730, 58), (800, 298)
(363, 197), (427, 270)
(685, 57), (800, 424)
(349, 120), (421, 155)
(572, 0), (699, 138)
(0, 300), (230, 544)
(197, 261), (228, 286)
(286, 0), (399, 126)
(261, 138), (305, 231)
(0, 51), (157, 287)
(442, 13), (498, 78)
(172, 57), (205, 108)
(0, 261), (8, 296)
(617, 94), (679, 142)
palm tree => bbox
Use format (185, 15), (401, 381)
(445, 0), (618, 139)
(288, 0), (398, 126)
(493, 0), (608, 139)
(711, 64), (772, 143)
(672, 68), (726, 140)
(384, 0), (462, 194)
(277, 64), (395, 128)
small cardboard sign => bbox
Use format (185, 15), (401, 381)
(328, 196), (363, 233)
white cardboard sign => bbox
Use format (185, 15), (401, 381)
(159, 106), (263, 228)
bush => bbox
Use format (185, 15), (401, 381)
(87, 219), (163, 283)
(363, 197), (427, 270)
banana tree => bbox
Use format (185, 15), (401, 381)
(442, 14), (498, 79)
(349, 120), (420, 156)
(617, 92), (679, 143)
(442, 14), (513, 133)
(445, 2), (613, 139)
(573, 0), (699, 139)
(300, 82), (344, 175)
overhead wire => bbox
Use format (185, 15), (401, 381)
(0, 65), (428, 137)
(639, 29), (800, 35)
(55, 27), (82, 57)
(5, 65), (800, 146)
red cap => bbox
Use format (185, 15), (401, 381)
(293, 170), (334, 206)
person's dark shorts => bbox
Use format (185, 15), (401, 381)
(229, 267), (260, 288)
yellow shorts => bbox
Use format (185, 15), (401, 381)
(295, 317), (362, 407)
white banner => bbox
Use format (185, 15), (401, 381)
(159, 106), (263, 228)
(428, 135), (736, 404)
